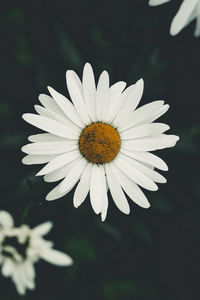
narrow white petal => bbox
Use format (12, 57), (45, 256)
(149, 0), (171, 6)
(113, 79), (144, 127)
(36, 150), (79, 176)
(73, 163), (92, 208)
(96, 71), (109, 122)
(44, 159), (78, 182)
(34, 105), (80, 132)
(120, 123), (169, 139)
(38, 94), (66, 118)
(114, 155), (158, 191)
(2, 259), (14, 277)
(59, 158), (87, 193)
(82, 63), (97, 122)
(22, 114), (79, 139)
(120, 154), (166, 183)
(28, 133), (66, 143)
(105, 164), (130, 214)
(112, 164), (150, 208)
(0, 211), (14, 228)
(22, 154), (57, 165)
(33, 222), (53, 236)
(104, 81), (126, 123)
(146, 104), (169, 123)
(48, 86), (84, 127)
(118, 101), (164, 132)
(121, 149), (168, 171)
(46, 181), (70, 201)
(40, 248), (73, 266)
(100, 166), (109, 221)
(89, 165), (103, 214)
(122, 134), (179, 151)
(22, 141), (78, 155)
(170, 0), (198, 36)
(66, 71), (91, 124)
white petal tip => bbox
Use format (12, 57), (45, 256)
(21, 146), (26, 153)
(84, 62), (92, 68)
(101, 211), (107, 222)
(145, 203), (151, 209)
(47, 86), (53, 93)
(35, 171), (43, 176)
(22, 113), (28, 121)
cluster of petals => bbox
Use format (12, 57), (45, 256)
(149, 0), (200, 37)
(0, 211), (73, 295)
(22, 63), (179, 221)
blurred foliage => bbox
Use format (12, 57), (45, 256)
(0, 0), (200, 299)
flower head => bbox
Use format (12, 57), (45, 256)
(22, 63), (179, 221)
(0, 211), (73, 295)
(149, 0), (200, 37)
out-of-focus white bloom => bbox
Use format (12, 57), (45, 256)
(149, 0), (200, 37)
(22, 63), (179, 221)
(0, 211), (73, 295)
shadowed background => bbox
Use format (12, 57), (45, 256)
(0, 0), (199, 299)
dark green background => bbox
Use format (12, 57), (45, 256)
(1, 0), (199, 299)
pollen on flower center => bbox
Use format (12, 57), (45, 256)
(79, 122), (121, 164)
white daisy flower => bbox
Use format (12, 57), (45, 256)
(149, 0), (200, 36)
(0, 211), (73, 295)
(22, 63), (179, 221)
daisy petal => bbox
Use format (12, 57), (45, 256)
(28, 133), (66, 143)
(33, 222), (53, 236)
(82, 63), (97, 122)
(66, 71), (91, 124)
(120, 149), (168, 171)
(96, 71), (109, 122)
(106, 164), (130, 214)
(170, 0), (198, 36)
(34, 105), (80, 132)
(104, 81), (126, 123)
(59, 158), (87, 193)
(146, 104), (169, 123)
(118, 101), (164, 131)
(120, 154), (167, 183)
(48, 86), (84, 127)
(120, 123), (169, 139)
(0, 211), (14, 228)
(149, 0), (171, 6)
(122, 134), (179, 151)
(112, 164), (150, 208)
(44, 159), (78, 182)
(99, 166), (108, 221)
(22, 114), (79, 139)
(113, 79), (144, 127)
(2, 259), (15, 277)
(73, 163), (92, 208)
(36, 150), (79, 176)
(46, 181), (71, 201)
(40, 248), (73, 266)
(114, 155), (158, 191)
(22, 154), (56, 165)
(89, 164), (103, 214)
(38, 94), (66, 117)
(22, 141), (78, 155)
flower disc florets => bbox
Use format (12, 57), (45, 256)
(79, 122), (120, 164)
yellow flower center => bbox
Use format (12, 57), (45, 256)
(79, 122), (121, 164)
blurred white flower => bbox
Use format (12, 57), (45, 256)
(22, 63), (179, 221)
(0, 211), (73, 295)
(149, 0), (200, 36)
